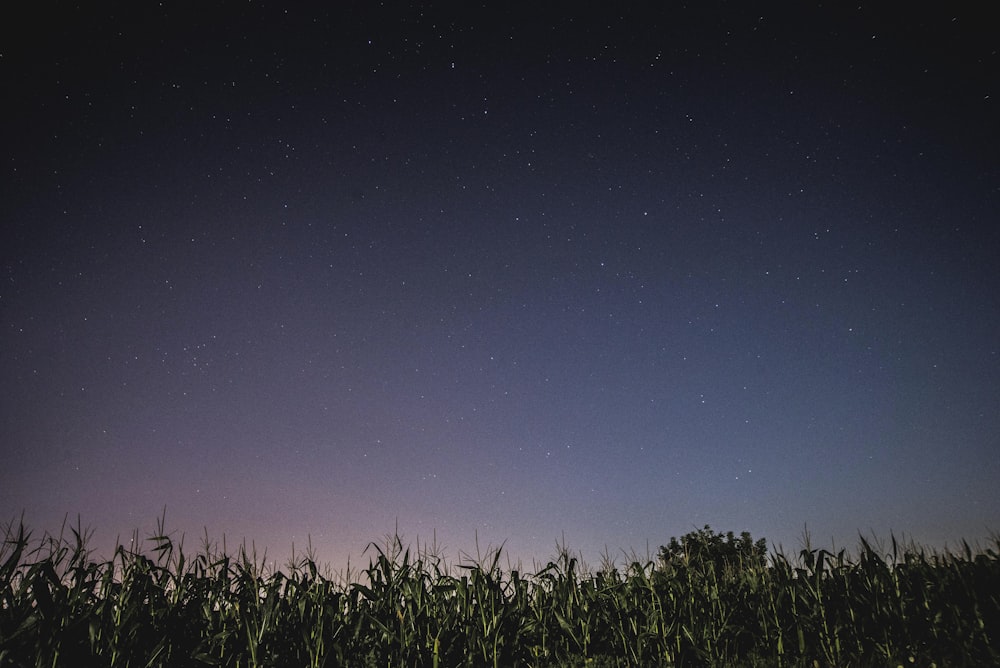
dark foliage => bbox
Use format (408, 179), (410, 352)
(2, 519), (998, 667)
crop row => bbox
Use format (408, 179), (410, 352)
(1, 519), (997, 667)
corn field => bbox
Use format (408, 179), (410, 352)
(1, 518), (997, 667)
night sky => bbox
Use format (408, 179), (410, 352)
(3, 3), (998, 570)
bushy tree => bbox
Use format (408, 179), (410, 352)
(658, 526), (768, 577)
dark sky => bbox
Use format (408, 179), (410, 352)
(3, 2), (998, 569)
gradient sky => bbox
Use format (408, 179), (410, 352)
(3, 3), (998, 571)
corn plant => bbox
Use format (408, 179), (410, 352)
(2, 517), (998, 667)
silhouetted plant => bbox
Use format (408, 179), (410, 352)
(1, 518), (997, 667)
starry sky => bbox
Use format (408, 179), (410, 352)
(3, 3), (998, 570)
